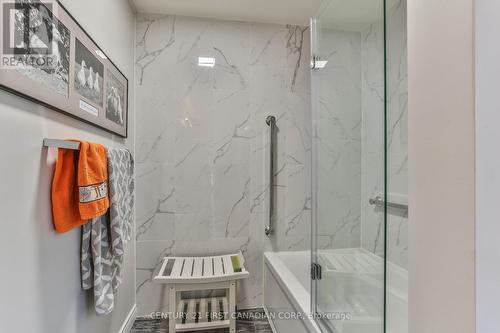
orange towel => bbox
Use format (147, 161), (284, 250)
(77, 141), (109, 220)
(51, 146), (84, 233)
(51, 140), (109, 233)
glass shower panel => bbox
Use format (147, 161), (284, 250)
(385, 0), (408, 332)
(311, 0), (386, 332)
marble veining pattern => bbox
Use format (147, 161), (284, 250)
(313, 28), (362, 250)
(312, 0), (407, 269)
(135, 15), (311, 315)
(360, 0), (408, 268)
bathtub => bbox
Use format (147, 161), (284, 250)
(263, 251), (319, 333)
(263, 249), (408, 333)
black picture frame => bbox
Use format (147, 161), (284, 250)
(0, 0), (129, 137)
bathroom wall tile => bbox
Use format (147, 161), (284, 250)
(212, 163), (251, 238)
(136, 240), (176, 316)
(249, 24), (287, 68)
(135, 96), (177, 165)
(136, 268), (170, 316)
(212, 89), (252, 166)
(386, 0), (408, 201)
(238, 214), (268, 308)
(174, 16), (214, 62)
(284, 115), (311, 240)
(313, 28), (362, 250)
(285, 25), (310, 90)
(249, 65), (287, 119)
(387, 212), (409, 268)
(279, 235), (311, 252)
(174, 213), (211, 241)
(248, 68), (286, 219)
(136, 15), (312, 314)
(385, 0), (408, 268)
(136, 213), (175, 242)
(135, 162), (162, 226)
(136, 15), (178, 87)
(158, 164), (176, 213)
(175, 75), (214, 143)
(210, 21), (251, 91)
(173, 141), (212, 214)
(136, 240), (176, 270)
(174, 180), (212, 214)
(136, 17), (178, 169)
(360, 33), (385, 260)
(361, 1), (408, 268)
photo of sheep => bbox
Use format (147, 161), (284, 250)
(74, 38), (104, 106)
(13, 1), (70, 97)
(105, 69), (126, 125)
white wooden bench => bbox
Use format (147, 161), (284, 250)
(153, 253), (249, 333)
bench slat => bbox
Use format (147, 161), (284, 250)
(193, 258), (203, 278)
(186, 299), (196, 323)
(221, 297), (229, 320)
(199, 298), (207, 322)
(182, 258), (194, 277)
(213, 257), (223, 276)
(222, 255), (233, 275)
(171, 258), (184, 278)
(153, 253), (249, 284)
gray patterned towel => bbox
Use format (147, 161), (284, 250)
(107, 148), (134, 246)
(81, 215), (115, 315)
(81, 148), (134, 315)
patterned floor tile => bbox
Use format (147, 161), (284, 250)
(129, 309), (272, 333)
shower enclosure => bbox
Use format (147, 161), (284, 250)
(310, 0), (408, 332)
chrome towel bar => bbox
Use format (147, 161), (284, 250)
(42, 138), (80, 150)
(369, 196), (408, 211)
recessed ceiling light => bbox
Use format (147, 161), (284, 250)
(198, 57), (215, 67)
(95, 50), (107, 59)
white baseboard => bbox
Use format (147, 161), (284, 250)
(118, 304), (137, 333)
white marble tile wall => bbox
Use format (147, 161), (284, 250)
(360, 0), (408, 268)
(359, 19), (386, 260)
(312, 0), (407, 268)
(385, 0), (408, 269)
(313, 29), (363, 250)
(135, 15), (311, 316)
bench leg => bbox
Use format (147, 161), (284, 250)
(229, 281), (236, 333)
(169, 286), (176, 333)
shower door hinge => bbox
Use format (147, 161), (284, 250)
(311, 55), (327, 71)
(311, 55), (319, 70)
(311, 263), (322, 280)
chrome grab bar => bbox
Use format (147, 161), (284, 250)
(369, 196), (408, 211)
(265, 115), (276, 236)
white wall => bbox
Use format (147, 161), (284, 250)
(0, 1), (136, 332)
(408, 0), (475, 332)
(475, 1), (500, 332)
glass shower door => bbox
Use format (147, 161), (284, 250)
(311, 0), (386, 332)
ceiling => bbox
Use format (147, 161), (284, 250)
(319, 0), (384, 31)
(131, 0), (396, 29)
(326, 0), (404, 31)
(130, 0), (323, 26)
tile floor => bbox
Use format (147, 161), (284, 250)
(130, 309), (273, 333)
